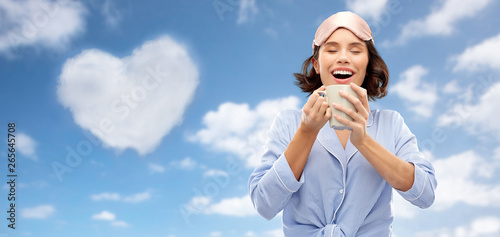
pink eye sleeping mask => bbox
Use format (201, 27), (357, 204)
(312, 11), (373, 53)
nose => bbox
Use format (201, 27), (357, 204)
(337, 50), (349, 64)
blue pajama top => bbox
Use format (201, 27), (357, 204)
(248, 109), (437, 237)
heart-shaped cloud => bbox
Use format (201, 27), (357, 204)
(57, 36), (199, 155)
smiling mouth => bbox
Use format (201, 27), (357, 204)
(332, 70), (353, 80)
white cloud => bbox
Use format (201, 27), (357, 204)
(92, 211), (115, 221)
(101, 0), (121, 27)
(437, 79), (500, 141)
(431, 150), (500, 210)
(209, 231), (222, 237)
(393, 149), (500, 218)
(392, 190), (418, 219)
(391, 65), (437, 118)
(111, 221), (129, 227)
(451, 33), (500, 72)
(443, 80), (460, 94)
(190, 96), (300, 167)
(494, 147), (500, 166)
(178, 157), (197, 170)
(264, 229), (284, 237)
(148, 158), (199, 174)
(205, 195), (256, 217)
(237, 0), (258, 24)
(16, 132), (38, 160)
(392, 0), (492, 44)
(416, 216), (500, 237)
(92, 211), (129, 227)
(183, 196), (212, 215)
(264, 27), (278, 39)
(90, 192), (120, 201)
(0, 0), (86, 55)
(203, 169), (228, 177)
(57, 35), (199, 155)
(245, 231), (256, 237)
(245, 229), (284, 237)
(185, 195), (256, 217)
(21, 205), (55, 219)
(188, 196), (211, 210)
(148, 163), (165, 174)
(170, 157), (197, 170)
(90, 190), (151, 203)
(345, 0), (388, 22)
(122, 191), (151, 203)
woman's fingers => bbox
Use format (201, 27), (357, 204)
(320, 100), (330, 115)
(349, 83), (370, 112)
(325, 105), (332, 119)
(332, 113), (354, 128)
(313, 96), (326, 113)
(338, 91), (367, 120)
(304, 90), (320, 111)
(337, 84), (369, 119)
(301, 86), (331, 132)
(312, 86), (329, 114)
(316, 85), (326, 92)
(332, 102), (363, 123)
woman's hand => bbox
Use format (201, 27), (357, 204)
(300, 86), (331, 134)
(332, 83), (370, 146)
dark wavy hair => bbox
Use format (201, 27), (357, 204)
(294, 40), (389, 101)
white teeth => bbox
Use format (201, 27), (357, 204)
(333, 70), (352, 75)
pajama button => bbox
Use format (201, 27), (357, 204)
(339, 189), (344, 194)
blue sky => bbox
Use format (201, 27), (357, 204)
(1, 0), (500, 236)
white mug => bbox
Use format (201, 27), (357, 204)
(316, 85), (359, 130)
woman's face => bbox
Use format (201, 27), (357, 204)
(313, 28), (369, 87)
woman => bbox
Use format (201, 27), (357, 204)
(248, 11), (437, 237)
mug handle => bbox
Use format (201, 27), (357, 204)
(315, 90), (328, 103)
